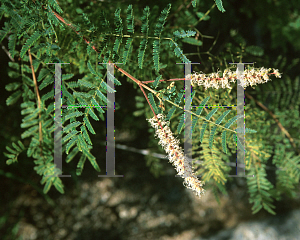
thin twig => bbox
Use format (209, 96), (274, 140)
(28, 49), (43, 147)
(1, 42), (15, 62)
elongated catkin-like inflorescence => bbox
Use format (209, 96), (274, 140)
(187, 67), (281, 90)
(148, 114), (205, 197)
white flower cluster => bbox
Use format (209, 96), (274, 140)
(187, 67), (281, 90)
(148, 114), (205, 198)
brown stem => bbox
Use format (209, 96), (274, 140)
(139, 85), (159, 123)
(28, 49), (43, 153)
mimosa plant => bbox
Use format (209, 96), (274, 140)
(1, 0), (299, 217)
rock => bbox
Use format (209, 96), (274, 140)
(194, 208), (300, 240)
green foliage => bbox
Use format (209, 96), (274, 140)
(148, 93), (159, 114)
(181, 37), (203, 46)
(152, 74), (162, 89)
(221, 114), (244, 154)
(123, 5), (134, 65)
(209, 110), (231, 149)
(192, 0), (198, 8)
(173, 30), (196, 39)
(165, 89), (184, 121)
(4, 141), (25, 165)
(138, 6), (150, 69)
(20, 30), (43, 58)
(214, 0), (226, 13)
(195, 131), (231, 185)
(177, 113), (185, 134)
(245, 45), (264, 57)
(243, 138), (276, 215)
(153, 3), (171, 72)
(1, 0), (299, 219)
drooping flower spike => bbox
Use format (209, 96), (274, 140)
(148, 114), (205, 198)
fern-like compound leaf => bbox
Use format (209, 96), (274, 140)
(153, 39), (160, 72)
(123, 5), (134, 64)
(148, 93), (159, 114)
(96, 89), (108, 103)
(83, 116), (96, 134)
(76, 154), (86, 176)
(81, 125), (92, 145)
(107, 71), (121, 86)
(82, 148), (100, 172)
(236, 127), (257, 133)
(73, 91), (92, 100)
(247, 165), (276, 215)
(209, 110), (231, 149)
(0, 22), (12, 43)
(138, 6), (150, 69)
(64, 121), (81, 133)
(62, 130), (78, 143)
(173, 30), (196, 38)
(221, 114), (244, 153)
(126, 5), (134, 34)
(224, 114), (244, 129)
(214, 0), (226, 13)
(192, 0), (197, 7)
(91, 97), (105, 113)
(170, 41), (191, 64)
(166, 106), (176, 121)
(66, 136), (78, 155)
(52, 177), (64, 194)
(78, 134), (89, 152)
(232, 133), (246, 153)
(62, 83), (75, 104)
(182, 37), (202, 46)
(48, 0), (63, 14)
(112, 8), (123, 62)
(245, 45), (264, 57)
(152, 74), (162, 89)
(152, 4), (171, 72)
(100, 81), (115, 93)
(8, 32), (17, 59)
(221, 131), (228, 154)
(78, 79), (95, 89)
(4, 140), (26, 165)
(177, 113), (185, 134)
(138, 39), (148, 69)
(20, 30), (43, 58)
(85, 107), (99, 121)
(41, 89), (54, 103)
(200, 108), (218, 143)
(175, 89), (185, 105)
(87, 60), (98, 76)
(66, 146), (79, 162)
(6, 90), (22, 106)
(153, 3), (171, 37)
(192, 96), (210, 133)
